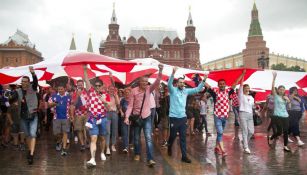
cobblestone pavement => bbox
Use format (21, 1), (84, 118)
(0, 112), (306, 175)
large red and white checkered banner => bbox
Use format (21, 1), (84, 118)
(0, 51), (306, 101)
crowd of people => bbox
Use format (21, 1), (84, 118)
(0, 66), (306, 168)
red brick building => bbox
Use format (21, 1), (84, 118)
(0, 30), (43, 68)
(99, 6), (201, 69)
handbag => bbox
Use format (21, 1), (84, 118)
(253, 110), (262, 126)
(129, 92), (146, 127)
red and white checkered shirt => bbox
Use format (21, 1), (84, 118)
(87, 87), (110, 117)
(212, 87), (233, 118)
(230, 93), (239, 107)
(72, 89), (89, 116)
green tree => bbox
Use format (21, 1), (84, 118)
(271, 63), (305, 72)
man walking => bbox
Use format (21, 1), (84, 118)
(167, 67), (207, 163)
(124, 64), (163, 167)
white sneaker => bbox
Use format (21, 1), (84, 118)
(288, 138), (294, 143)
(101, 153), (106, 160)
(298, 140), (305, 146)
(244, 148), (251, 154)
(106, 148), (111, 155)
(74, 136), (78, 143)
(111, 145), (117, 152)
(86, 158), (96, 167)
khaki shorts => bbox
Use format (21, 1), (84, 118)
(74, 115), (88, 131)
(53, 119), (71, 135)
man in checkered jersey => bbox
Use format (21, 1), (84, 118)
(205, 73), (244, 156)
(83, 65), (111, 167)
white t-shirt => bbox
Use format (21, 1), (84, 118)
(238, 86), (254, 113)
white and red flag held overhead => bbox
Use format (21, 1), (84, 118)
(0, 51), (306, 102)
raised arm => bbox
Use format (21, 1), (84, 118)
(271, 71), (277, 95)
(29, 66), (38, 91)
(83, 65), (92, 91)
(186, 74), (207, 95)
(149, 64), (164, 93)
(231, 69), (245, 89)
(238, 69), (246, 98)
(167, 66), (178, 93)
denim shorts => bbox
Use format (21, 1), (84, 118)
(89, 117), (107, 136)
(20, 114), (38, 138)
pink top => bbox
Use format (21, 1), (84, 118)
(125, 76), (161, 119)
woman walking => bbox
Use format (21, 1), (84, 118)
(268, 72), (291, 152)
(238, 70), (254, 154)
(287, 87), (305, 146)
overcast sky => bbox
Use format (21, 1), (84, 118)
(0, 0), (306, 64)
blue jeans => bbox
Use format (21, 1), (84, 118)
(214, 115), (227, 142)
(121, 119), (129, 149)
(106, 111), (119, 146)
(150, 108), (156, 128)
(134, 116), (154, 161)
(168, 117), (188, 159)
(20, 114), (38, 138)
(232, 106), (239, 125)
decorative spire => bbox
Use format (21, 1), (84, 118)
(87, 33), (93, 52)
(69, 33), (76, 50)
(187, 5), (193, 26)
(111, 2), (117, 24)
(248, 2), (263, 37)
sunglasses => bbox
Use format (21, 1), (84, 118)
(95, 84), (102, 87)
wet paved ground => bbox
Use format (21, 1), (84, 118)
(1, 112), (307, 175)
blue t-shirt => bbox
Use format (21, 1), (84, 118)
(273, 95), (289, 118)
(51, 93), (71, 119)
(167, 74), (204, 118)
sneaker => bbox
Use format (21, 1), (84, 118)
(284, 146), (291, 152)
(111, 145), (116, 152)
(27, 151), (31, 160)
(268, 137), (274, 146)
(244, 148), (251, 154)
(161, 140), (168, 147)
(206, 132), (212, 137)
(55, 143), (62, 151)
(147, 160), (156, 167)
(101, 153), (106, 160)
(61, 149), (68, 156)
(123, 148), (128, 153)
(288, 138), (294, 143)
(297, 140), (305, 146)
(106, 148), (111, 155)
(80, 145), (86, 152)
(214, 147), (222, 155)
(181, 157), (192, 163)
(74, 136), (78, 143)
(28, 155), (34, 165)
(19, 143), (26, 151)
(86, 158), (96, 167)
(134, 155), (140, 161)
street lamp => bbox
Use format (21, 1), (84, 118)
(257, 51), (269, 69)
